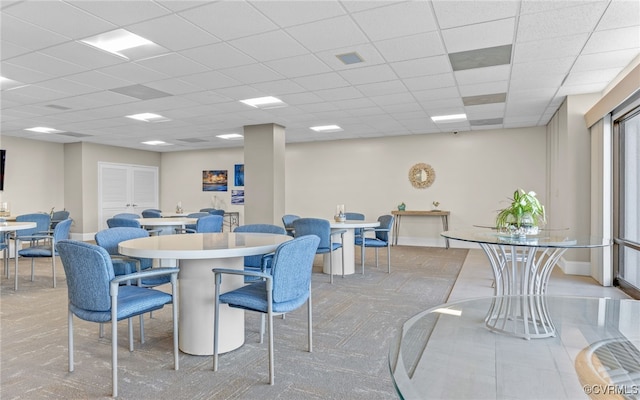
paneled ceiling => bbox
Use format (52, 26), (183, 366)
(1, 0), (639, 152)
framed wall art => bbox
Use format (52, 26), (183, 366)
(202, 170), (228, 191)
(231, 189), (244, 205)
(234, 164), (244, 186)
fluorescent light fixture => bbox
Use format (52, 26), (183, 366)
(310, 125), (343, 132)
(239, 96), (286, 109)
(1, 76), (26, 90)
(126, 113), (170, 122)
(216, 133), (244, 140)
(433, 308), (462, 316)
(80, 29), (166, 60)
(431, 114), (467, 122)
(142, 140), (171, 146)
(25, 127), (64, 134)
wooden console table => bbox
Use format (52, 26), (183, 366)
(391, 210), (450, 248)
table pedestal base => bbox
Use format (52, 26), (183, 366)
(323, 229), (355, 275)
(480, 243), (568, 339)
(178, 257), (245, 355)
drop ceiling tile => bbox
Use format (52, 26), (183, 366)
(285, 15), (369, 52)
(442, 18), (515, 53)
(403, 73), (456, 91)
(511, 57), (574, 79)
(418, 98), (464, 111)
(40, 42), (125, 70)
(390, 56), (451, 78)
(280, 91), (325, 105)
(135, 53), (209, 77)
(180, 42), (255, 70)
(127, 14), (220, 52)
(1, 61), (54, 83)
(71, 1), (171, 26)
(214, 86), (268, 101)
(562, 68), (621, 87)
(229, 30), (309, 62)
(3, 1), (117, 39)
(144, 78), (203, 96)
(98, 63), (170, 84)
(179, 70), (241, 90)
(0, 40), (30, 60)
(64, 70), (134, 90)
(219, 63), (284, 84)
(463, 93), (507, 106)
(339, 64), (397, 85)
(264, 54), (332, 79)
(413, 86), (460, 102)
(6, 53), (85, 79)
(181, 90), (233, 105)
(510, 74), (564, 90)
(35, 78), (100, 97)
(315, 86), (364, 102)
(352, 1), (437, 41)
(465, 103), (506, 119)
(459, 80), (509, 96)
(449, 45), (512, 71)
(572, 48), (639, 72)
(596, 0), (640, 30)
(356, 80), (408, 97)
(432, 1), (519, 29)
(517, 2), (608, 42)
(513, 33), (589, 64)
(293, 72), (350, 91)
(251, 1), (346, 28)
(369, 92), (415, 106)
(179, 1), (277, 41)
(374, 32), (445, 62)
(583, 26), (640, 54)
(0, 14), (70, 52)
(454, 65), (511, 86)
(251, 79), (307, 96)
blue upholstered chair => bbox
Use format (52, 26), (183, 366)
(95, 227), (171, 343)
(354, 214), (394, 274)
(15, 218), (72, 290)
(281, 214), (300, 237)
(56, 240), (179, 398)
(112, 213), (140, 219)
(180, 215), (223, 233)
(107, 217), (141, 228)
(207, 209), (225, 217)
(344, 212), (365, 240)
(141, 209), (162, 218)
(13, 213), (51, 245)
(178, 212), (209, 233)
(212, 235), (320, 385)
(233, 224), (286, 281)
(292, 218), (345, 284)
(50, 210), (70, 230)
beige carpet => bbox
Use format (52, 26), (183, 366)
(1, 245), (468, 399)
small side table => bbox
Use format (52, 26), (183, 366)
(391, 210), (450, 248)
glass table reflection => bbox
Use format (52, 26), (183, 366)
(390, 296), (640, 400)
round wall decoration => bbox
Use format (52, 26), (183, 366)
(408, 163), (435, 189)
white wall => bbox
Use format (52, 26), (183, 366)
(0, 126), (547, 247)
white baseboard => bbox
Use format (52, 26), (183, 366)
(557, 257), (591, 276)
(70, 232), (95, 242)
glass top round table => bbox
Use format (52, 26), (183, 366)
(389, 296), (640, 400)
(440, 229), (613, 339)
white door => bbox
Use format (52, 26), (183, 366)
(98, 162), (159, 230)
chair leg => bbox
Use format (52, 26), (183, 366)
(340, 233), (345, 279)
(260, 314), (265, 344)
(31, 258), (35, 282)
(375, 248), (379, 268)
(111, 312), (118, 397)
(128, 318), (134, 352)
(139, 315), (145, 344)
(387, 245), (391, 273)
(52, 250), (56, 288)
(68, 310), (74, 372)
(14, 252), (19, 290)
(213, 276), (220, 371)
(308, 288), (313, 353)
(329, 248), (333, 284)
(268, 311), (274, 385)
(361, 244), (365, 275)
(172, 276), (179, 371)
(99, 323), (104, 338)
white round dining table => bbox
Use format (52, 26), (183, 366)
(328, 220), (380, 275)
(118, 232), (291, 356)
(1, 221), (38, 289)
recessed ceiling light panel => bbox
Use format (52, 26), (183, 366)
(0, 76), (26, 91)
(25, 127), (64, 134)
(310, 125), (343, 132)
(239, 96), (286, 109)
(216, 133), (244, 140)
(80, 29), (167, 60)
(126, 113), (171, 122)
(431, 114), (467, 123)
(142, 140), (171, 146)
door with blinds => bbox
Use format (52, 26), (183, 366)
(98, 162), (159, 230)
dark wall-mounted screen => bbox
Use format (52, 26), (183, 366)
(0, 149), (5, 191)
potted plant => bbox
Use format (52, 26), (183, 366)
(495, 189), (546, 235)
